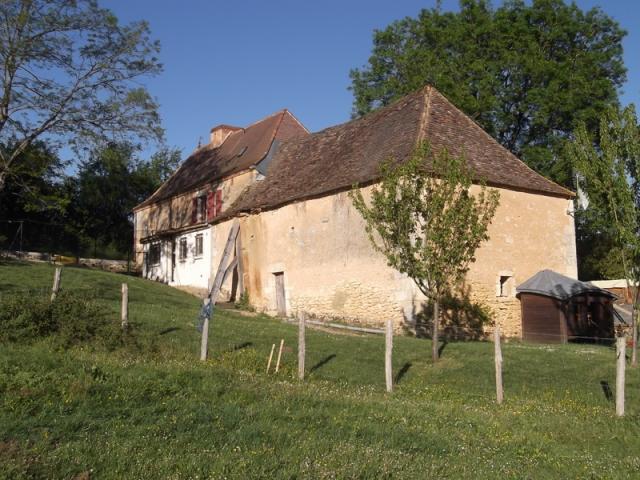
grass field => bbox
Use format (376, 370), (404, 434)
(1, 260), (639, 479)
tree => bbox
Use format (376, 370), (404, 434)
(569, 104), (640, 365)
(68, 142), (180, 258)
(350, 144), (500, 361)
(350, 0), (626, 188)
(0, 0), (163, 193)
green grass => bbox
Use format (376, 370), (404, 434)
(1, 259), (640, 479)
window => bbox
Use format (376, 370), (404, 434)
(148, 243), (161, 265)
(497, 273), (513, 297)
(196, 195), (207, 222)
(179, 237), (188, 261)
(195, 234), (203, 257)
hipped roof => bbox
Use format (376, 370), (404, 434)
(516, 270), (615, 301)
(219, 86), (573, 221)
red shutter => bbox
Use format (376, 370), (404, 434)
(206, 191), (216, 222)
(191, 197), (198, 224)
(215, 189), (223, 216)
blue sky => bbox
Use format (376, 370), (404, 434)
(102, 0), (640, 159)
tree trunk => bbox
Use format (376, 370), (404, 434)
(432, 299), (439, 362)
(632, 287), (639, 367)
(0, 170), (6, 193)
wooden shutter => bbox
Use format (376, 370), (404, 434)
(207, 191), (216, 222)
(191, 198), (198, 224)
(215, 189), (223, 216)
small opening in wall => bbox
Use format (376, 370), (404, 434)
(498, 275), (512, 297)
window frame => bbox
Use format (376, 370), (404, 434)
(179, 237), (188, 261)
(194, 233), (204, 258)
(148, 243), (161, 266)
(196, 194), (207, 223)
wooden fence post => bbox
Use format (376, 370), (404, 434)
(275, 339), (284, 373)
(385, 319), (393, 392)
(50, 267), (61, 302)
(616, 335), (626, 417)
(266, 343), (275, 373)
(494, 326), (503, 405)
(298, 312), (306, 380)
(121, 283), (129, 328)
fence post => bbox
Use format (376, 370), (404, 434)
(275, 339), (284, 373)
(50, 267), (61, 302)
(385, 319), (393, 392)
(121, 283), (129, 328)
(298, 312), (306, 380)
(616, 335), (626, 417)
(266, 343), (276, 373)
(494, 325), (503, 405)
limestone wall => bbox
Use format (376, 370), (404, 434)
(221, 184), (576, 338)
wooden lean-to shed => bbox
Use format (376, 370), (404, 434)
(516, 270), (616, 343)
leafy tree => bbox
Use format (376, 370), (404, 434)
(68, 143), (180, 258)
(0, 141), (71, 252)
(569, 104), (640, 364)
(0, 0), (163, 193)
(350, 0), (626, 188)
(350, 144), (500, 361)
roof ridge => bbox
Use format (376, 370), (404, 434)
(416, 85), (433, 146)
(429, 88), (575, 197)
(242, 109), (287, 131)
(282, 109), (310, 134)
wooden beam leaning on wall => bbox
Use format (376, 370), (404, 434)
(200, 219), (240, 361)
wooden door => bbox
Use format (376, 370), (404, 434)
(274, 272), (286, 316)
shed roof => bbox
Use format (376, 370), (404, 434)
(516, 270), (615, 301)
(219, 86), (573, 221)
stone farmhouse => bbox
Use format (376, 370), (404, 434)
(133, 86), (577, 337)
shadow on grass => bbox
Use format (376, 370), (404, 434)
(230, 342), (253, 352)
(394, 362), (412, 384)
(310, 354), (336, 374)
(159, 327), (180, 335)
(600, 380), (613, 402)
(438, 340), (448, 357)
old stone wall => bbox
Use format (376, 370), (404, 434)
(220, 184), (576, 338)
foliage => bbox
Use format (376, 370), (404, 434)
(0, 0), (163, 193)
(569, 104), (640, 281)
(569, 103), (640, 361)
(0, 141), (181, 259)
(350, 0), (626, 188)
(0, 290), (123, 348)
(1, 260), (640, 478)
(350, 143), (499, 301)
(234, 291), (254, 312)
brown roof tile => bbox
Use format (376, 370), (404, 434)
(135, 110), (308, 209)
(220, 86), (572, 222)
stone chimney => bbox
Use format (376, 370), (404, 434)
(210, 124), (241, 148)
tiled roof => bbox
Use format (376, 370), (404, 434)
(220, 86), (573, 221)
(135, 110), (308, 209)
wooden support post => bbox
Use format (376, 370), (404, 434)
(385, 318), (393, 393)
(275, 339), (284, 373)
(201, 220), (240, 361)
(266, 343), (275, 374)
(298, 312), (306, 380)
(50, 267), (61, 302)
(616, 335), (626, 417)
(121, 283), (128, 328)
(494, 326), (503, 405)
(235, 231), (244, 297)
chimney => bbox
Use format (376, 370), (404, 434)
(210, 124), (241, 148)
